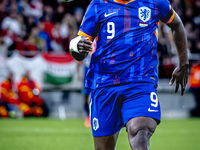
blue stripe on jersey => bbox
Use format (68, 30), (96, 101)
(139, 57), (145, 81)
(125, 32), (133, 44)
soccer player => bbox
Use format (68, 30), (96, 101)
(70, 0), (189, 149)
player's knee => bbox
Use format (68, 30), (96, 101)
(128, 125), (155, 139)
(128, 126), (155, 150)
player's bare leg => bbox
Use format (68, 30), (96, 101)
(93, 131), (119, 150)
(84, 94), (91, 127)
(126, 117), (158, 150)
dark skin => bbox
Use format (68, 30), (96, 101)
(167, 13), (189, 96)
(77, 37), (93, 54)
(76, 9), (188, 150)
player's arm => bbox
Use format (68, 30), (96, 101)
(162, 10), (189, 96)
(70, 36), (92, 61)
(70, 0), (97, 61)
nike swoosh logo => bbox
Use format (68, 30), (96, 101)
(104, 12), (117, 17)
(148, 108), (159, 112)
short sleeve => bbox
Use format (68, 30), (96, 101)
(158, 0), (175, 24)
(78, 1), (98, 41)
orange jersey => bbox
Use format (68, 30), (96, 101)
(17, 77), (43, 106)
(0, 105), (9, 118)
(0, 80), (19, 104)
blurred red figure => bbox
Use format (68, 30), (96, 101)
(0, 104), (9, 118)
(1, 73), (20, 105)
(188, 60), (200, 117)
(0, 72), (31, 117)
(17, 70), (44, 116)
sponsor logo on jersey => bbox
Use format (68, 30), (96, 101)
(148, 108), (159, 112)
(93, 118), (99, 131)
(104, 12), (117, 17)
(138, 7), (151, 22)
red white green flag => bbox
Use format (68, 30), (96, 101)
(42, 53), (76, 85)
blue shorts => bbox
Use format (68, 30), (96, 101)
(89, 82), (161, 137)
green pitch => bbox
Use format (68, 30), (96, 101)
(0, 118), (200, 150)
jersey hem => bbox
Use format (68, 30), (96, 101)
(92, 126), (122, 137)
(85, 77), (158, 89)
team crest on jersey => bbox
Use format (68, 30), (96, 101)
(138, 7), (151, 22)
(93, 118), (99, 131)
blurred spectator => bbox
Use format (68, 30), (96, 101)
(15, 35), (25, 51)
(23, 27), (38, 52)
(184, 7), (194, 25)
(0, 103), (9, 118)
(53, 4), (66, 23)
(61, 13), (78, 52)
(74, 7), (84, 27)
(18, 0), (30, 15)
(6, 0), (19, 15)
(28, 0), (43, 22)
(41, 13), (54, 36)
(17, 70), (48, 117)
(1, 10), (21, 36)
(60, 15), (69, 40)
(38, 22), (51, 51)
(62, 13), (77, 40)
(42, 5), (54, 23)
(17, 14), (26, 37)
(42, 0), (59, 9)
(157, 22), (176, 78)
(0, 71), (31, 117)
(0, 31), (8, 57)
(196, 41), (200, 53)
(50, 22), (64, 53)
(171, 0), (183, 18)
(0, 0), (7, 24)
(25, 15), (36, 35)
(188, 60), (200, 117)
(0, 72), (20, 105)
(193, 0), (200, 17)
(185, 22), (196, 41)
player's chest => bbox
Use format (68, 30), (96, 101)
(97, 3), (159, 28)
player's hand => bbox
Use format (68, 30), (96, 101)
(77, 37), (92, 55)
(169, 64), (189, 96)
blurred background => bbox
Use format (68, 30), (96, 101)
(0, 0), (200, 119)
(0, 0), (200, 150)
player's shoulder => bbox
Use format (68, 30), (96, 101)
(88, 0), (109, 11)
(90, 0), (101, 4)
(87, 0), (99, 9)
(154, 0), (170, 7)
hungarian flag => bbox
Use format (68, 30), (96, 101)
(42, 53), (76, 85)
